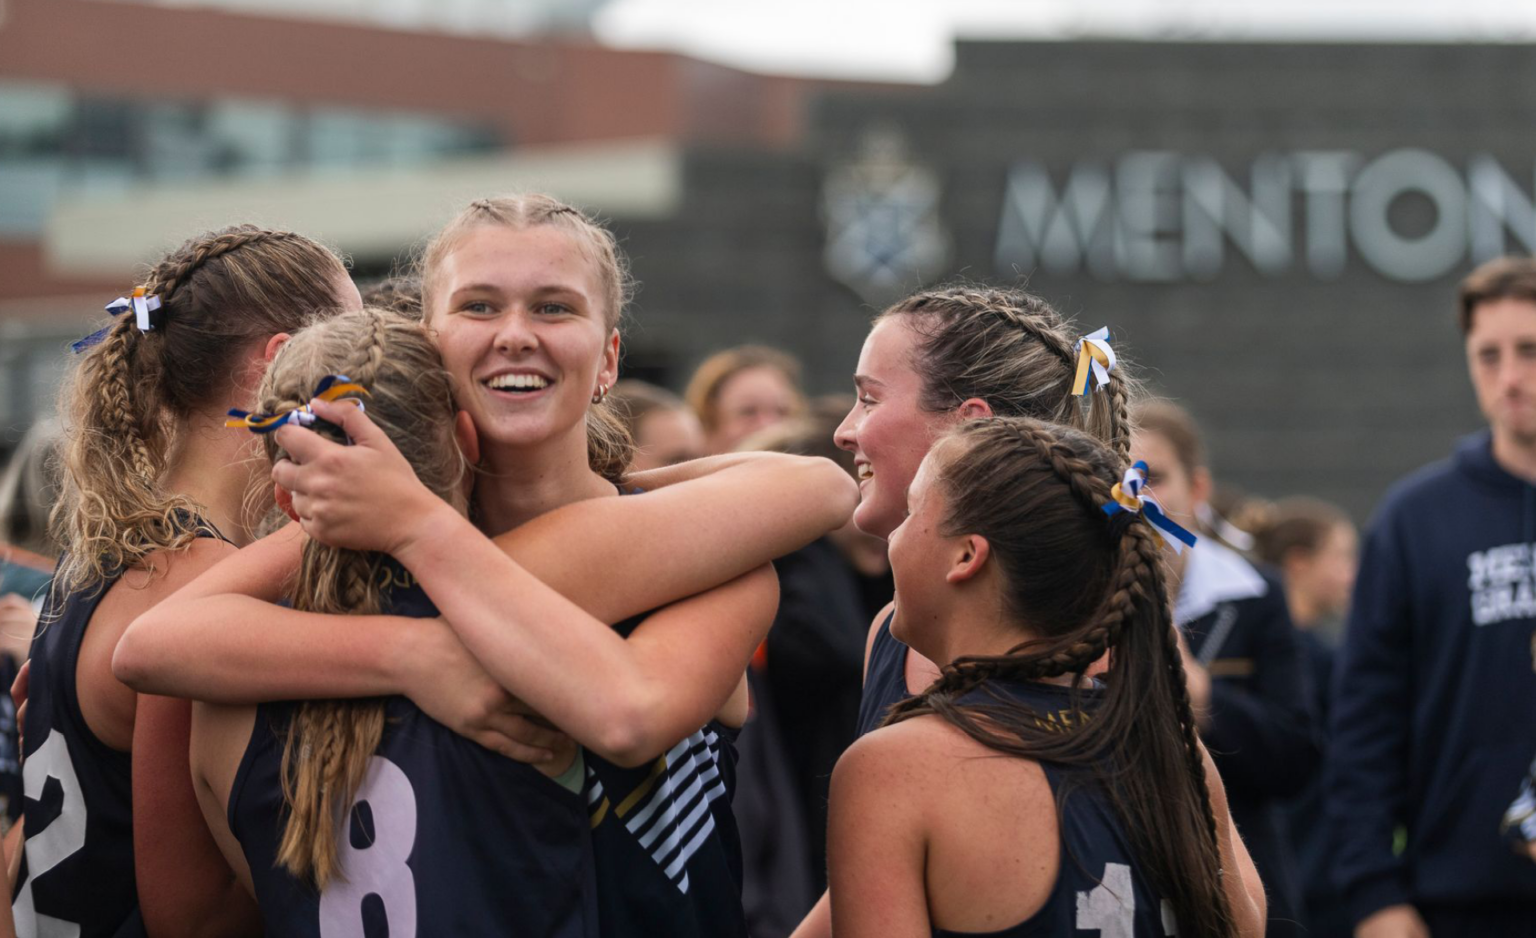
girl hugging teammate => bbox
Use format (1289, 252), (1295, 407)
(192, 308), (599, 936)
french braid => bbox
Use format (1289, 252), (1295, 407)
(52, 225), (347, 593)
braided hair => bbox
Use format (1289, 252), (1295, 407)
(52, 225), (349, 592)
(885, 417), (1234, 937)
(877, 284), (1137, 467)
(261, 307), (466, 888)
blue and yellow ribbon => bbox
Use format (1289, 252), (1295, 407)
(225, 374), (369, 435)
(1102, 460), (1197, 554)
(1070, 326), (1116, 396)
(72, 286), (164, 353)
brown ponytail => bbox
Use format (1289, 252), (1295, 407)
(256, 307), (465, 888)
(52, 225), (349, 593)
(886, 418), (1235, 937)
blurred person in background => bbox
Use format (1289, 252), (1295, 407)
(1331, 258), (1536, 937)
(1251, 498), (1358, 640)
(0, 417), (61, 830)
(1251, 497), (1360, 938)
(685, 345), (806, 455)
(1132, 399), (1318, 938)
(609, 378), (706, 470)
(0, 417), (61, 599)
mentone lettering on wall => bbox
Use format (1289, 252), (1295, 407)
(994, 149), (1536, 283)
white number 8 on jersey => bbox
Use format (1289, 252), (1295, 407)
(319, 756), (418, 938)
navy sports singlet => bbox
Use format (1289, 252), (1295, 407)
(931, 679), (1171, 937)
(582, 612), (747, 938)
(14, 524), (223, 938)
(229, 565), (598, 938)
(856, 611), (907, 737)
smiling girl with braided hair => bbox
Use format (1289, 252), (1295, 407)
(827, 417), (1265, 937)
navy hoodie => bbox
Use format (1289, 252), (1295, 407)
(1329, 431), (1536, 924)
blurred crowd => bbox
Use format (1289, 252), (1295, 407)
(4, 263), (1536, 936)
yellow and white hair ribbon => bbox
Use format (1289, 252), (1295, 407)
(1071, 326), (1116, 396)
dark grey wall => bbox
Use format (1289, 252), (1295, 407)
(615, 40), (1533, 522)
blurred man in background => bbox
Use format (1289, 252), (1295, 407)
(1331, 257), (1536, 937)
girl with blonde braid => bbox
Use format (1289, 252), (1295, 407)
(829, 417), (1265, 937)
(12, 225), (362, 938)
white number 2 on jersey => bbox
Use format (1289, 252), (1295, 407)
(13, 728), (87, 938)
(1076, 862), (1178, 937)
(319, 756), (418, 938)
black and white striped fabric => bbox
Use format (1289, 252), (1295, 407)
(583, 613), (747, 938)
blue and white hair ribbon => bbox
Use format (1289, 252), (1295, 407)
(1071, 326), (1116, 396)
(1102, 460), (1198, 554)
(225, 374), (369, 435)
(72, 286), (164, 353)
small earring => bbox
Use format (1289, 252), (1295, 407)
(592, 383), (609, 404)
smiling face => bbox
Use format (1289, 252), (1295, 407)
(835, 317), (952, 540)
(427, 224), (618, 459)
(886, 448), (957, 655)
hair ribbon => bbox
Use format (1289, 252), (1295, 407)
(1071, 327), (1116, 396)
(225, 374), (369, 435)
(1102, 460), (1197, 554)
(72, 287), (164, 353)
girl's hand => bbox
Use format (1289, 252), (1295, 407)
(271, 399), (454, 556)
(406, 617), (571, 765)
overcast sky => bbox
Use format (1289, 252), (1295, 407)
(593, 0), (1536, 82)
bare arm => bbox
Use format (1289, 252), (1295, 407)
(276, 400), (856, 625)
(114, 525), (417, 702)
(826, 730), (933, 938)
(116, 526), (559, 762)
(406, 514), (777, 766)
(1201, 740), (1267, 937)
(133, 695), (260, 938)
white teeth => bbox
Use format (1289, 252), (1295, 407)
(857, 464), (873, 481)
(486, 374), (550, 391)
